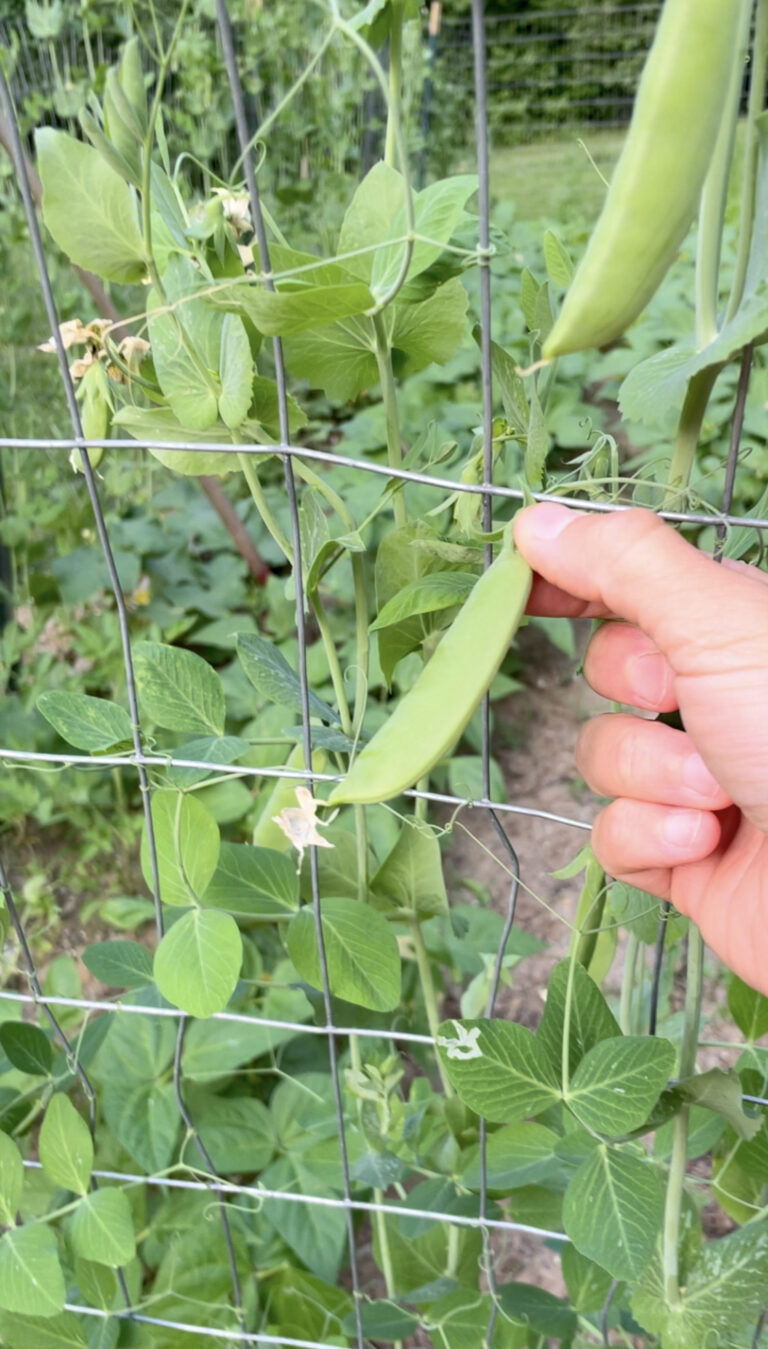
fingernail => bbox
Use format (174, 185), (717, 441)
(682, 753), (721, 799)
(627, 651), (670, 706)
(521, 503), (574, 541)
(662, 810), (703, 849)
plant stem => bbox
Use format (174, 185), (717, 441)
(561, 941), (578, 1099)
(662, 928), (703, 1306)
(727, 0), (768, 322)
(663, 366), (720, 511)
(384, 1), (405, 169)
(410, 918), (453, 1095)
(619, 931), (640, 1036)
(238, 454), (293, 562)
(373, 313), (406, 527)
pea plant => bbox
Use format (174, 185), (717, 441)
(1, 1), (768, 1347)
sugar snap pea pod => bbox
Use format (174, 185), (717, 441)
(328, 533), (532, 806)
(543, 0), (746, 358)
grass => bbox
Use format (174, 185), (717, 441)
(487, 128), (625, 222)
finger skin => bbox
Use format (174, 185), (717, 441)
(591, 798), (722, 875)
(575, 714), (731, 809)
(584, 622), (677, 711)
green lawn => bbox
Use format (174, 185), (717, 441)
(487, 129), (624, 223)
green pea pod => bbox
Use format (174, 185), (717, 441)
(329, 532), (532, 806)
(543, 0), (747, 358)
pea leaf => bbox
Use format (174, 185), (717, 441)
(202, 842), (299, 918)
(261, 1154), (348, 1283)
(728, 974), (768, 1042)
(38, 1093), (93, 1196)
(140, 791), (221, 906)
(370, 173), (479, 298)
(36, 693), (132, 753)
(146, 257), (221, 431)
(0, 1134), (24, 1226)
(424, 1288), (527, 1349)
(36, 128), (145, 283)
(676, 1067), (762, 1141)
(113, 405), (241, 476)
(217, 312), (252, 429)
(462, 1121), (564, 1192)
(563, 1144), (664, 1281)
(537, 959), (621, 1076)
(166, 735), (251, 789)
(437, 1018), (560, 1123)
(0, 1312), (87, 1348)
(370, 571), (476, 631)
(338, 161), (405, 279)
(370, 819), (448, 917)
(566, 1036), (675, 1135)
(0, 1226), (66, 1317)
(133, 642), (225, 735)
(180, 1094), (275, 1173)
(561, 1244), (614, 1314)
(498, 1283), (577, 1339)
(237, 633), (338, 724)
(287, 896), (401, 1011)
(69, 1189), (136, 1267)
(81, 940), (154, 990)
(0, 1025), (53, 1078)
(543, 229), (574, 287)
(230, 282), (375, 335)
(100, 1079), (178, 1175)
(153, 908), (242, 1018)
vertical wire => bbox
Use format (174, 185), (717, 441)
(213, 7), (364, 1342)
(471, 0), (522, 1337)
(0, 66), (164, 942)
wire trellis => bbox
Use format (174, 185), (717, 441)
(1, 2), (768, 1347)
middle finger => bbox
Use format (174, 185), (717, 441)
(575, 713), (732, 809)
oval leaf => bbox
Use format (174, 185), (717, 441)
(370, 571), (477, 631)
(0, 1225), (66, 1317)
(70, 1188), (136, 1267)
(566, 1036), (675, 1135)
(36, 693), (132, 753)
(81, 940), (154, 990)
(141, 790), (220, 907)
(437, 1018), (560, 1124)
(563, 1145), (664, 1282)
(153, 908), (242, 1018)
(202, 843), (299, 918)
(133, 642), (225, 735)
(0, 1134), (24, 1226)
(39, 1093), (93, 1196)
(0, 1025), (52, 1078)
(287, 897), (401, 1012)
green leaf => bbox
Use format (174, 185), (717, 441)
(563, 1145), (664, 1281)
(36, 129), (145, 283)
(133, 642), (225, 735)
(202, 843), (299, 918)
(537, 958), (621, 1076)
(81, 940), (153, 990)
(100, 1079), (178, 1175)
(484, 334), (529, 437)
(728, 974), (768, 1042)
(525, 381), (549, 489)
(0, 1225), (66, 1317)
(374, 520), (447, 687)
(146, 257), (221, 431)
(38, 1094), (93, 1196)
(287, 896), (401, 1012)
(237, 633), (338, 724)
(180, 979), (311, 1081)
(74, 1256), (117, 1310)
(566, 1036), (675, 1135)
(216, 312), (253, 430)
(261, 1155), (348, 1283)
(677, 1067), (762, 1141)
(0, 1134), (24, 1226)
(370, 173), (478, 298)
(141, 790), (220, 907)
(231, 281), (375, 335)
(0, 1025), (52, 1077)
(36, 693), (132, 753)
(0, 1311), (87, 1348)
(370, 571), (476, 631)
(338, 162), (405, 280)
(633, 1220), (768, 1346)
(70, 1189), (136, 1267)
(426, 1288), (527, 1349)
(560, 1243), (614, 1314)
(113, 405), (241, 476)
(153, 908), (242, 1018)
(461, 1121), (564, 1191)
(166, 735), (250, 789)
(390, 277), (470, 376)
(181, 1094), (275, 1173)
(370, 819), (448, 918)
(93, 1005), (175, 1083)
(543, 229), (574, 288)
(497, 1282), (577, 1339)
(436, 1018), (560, 1123)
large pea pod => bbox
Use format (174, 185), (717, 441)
(543, 0), (748, 359)
(328, 531), (532, 806)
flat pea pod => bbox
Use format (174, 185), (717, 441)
(328, 533), (531, 806)
(543, 0), (747, 358)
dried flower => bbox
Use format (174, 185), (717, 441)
(271, 787), (334, 872)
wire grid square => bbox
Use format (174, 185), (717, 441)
(1, 2), (768, 1346)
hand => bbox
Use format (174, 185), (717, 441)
(513, 503), (768, 995)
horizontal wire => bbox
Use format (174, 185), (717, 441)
(65, 1305), (341, 1348)
(0, 749), (593, 831)
(1, 437), (766, 530)
(34, 1161), (567, 1240)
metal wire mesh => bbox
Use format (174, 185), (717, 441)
(1, 2), (768, 1347)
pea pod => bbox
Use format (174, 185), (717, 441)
(328, 532), (531, 806)
(543, 0), (747, 358)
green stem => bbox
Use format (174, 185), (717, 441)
(663, 366), (720, 511)
(561, 941), (578, 1099)
(695, 0), (752, 345)
(410, 919), (453, 1096)
(373, 312), (406, 527)
(384, 1), (405, 169)
(239, 454), (293, 562)
(619, 931), (640, 1036)
(662, 928), (703, 1307)
(727, 0), (768, 322)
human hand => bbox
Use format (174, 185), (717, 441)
(513, 503), (768, 994)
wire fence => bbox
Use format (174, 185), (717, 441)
(1, 1), (768, 1347)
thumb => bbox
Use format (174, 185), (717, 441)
(513, 503), (768, 681)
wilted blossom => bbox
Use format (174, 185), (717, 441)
(272, 787), (334, 871)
